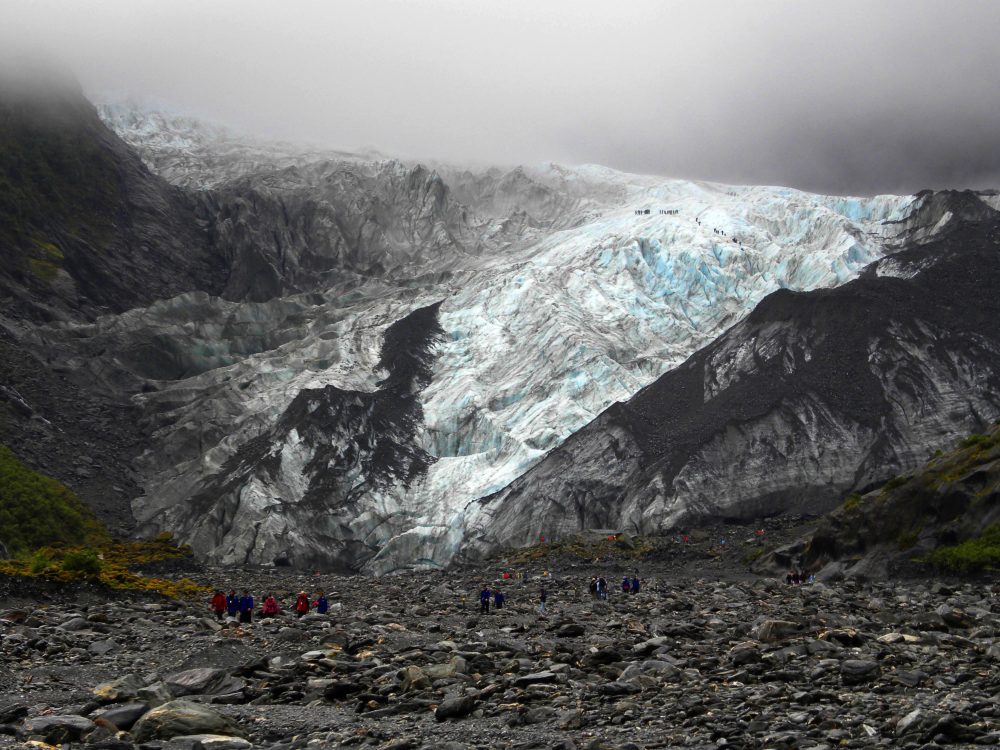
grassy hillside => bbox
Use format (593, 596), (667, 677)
(0, 444), (205, 597)
(802, 422), (1000, 574)
(0, 443), (109, 555)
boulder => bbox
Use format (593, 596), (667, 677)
(169, 734), (252, 750)
(512, 671), (557, 688)
(753, 620), (803, 643)
(841, 659), (880, 685)
(95, 702), (150, 731)
(397, 666), (430, 692)
(23, 714), (94, 743)
(434, 695), (477, 721)
(166, 668), (229, 697)
(131, 700), (244, 742)
(93, 674), (145, 703)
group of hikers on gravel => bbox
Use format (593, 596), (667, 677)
(477, 570), (643, 615)
(209, 589), (329, 623)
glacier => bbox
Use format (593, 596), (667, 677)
(63, 103), (918, 572)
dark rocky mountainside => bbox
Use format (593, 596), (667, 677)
(467, 194), (1000, 557)
(0, 75), (226, 323)
(785, 422), (1000, 580)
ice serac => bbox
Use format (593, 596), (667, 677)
(135, 302), (444, 569)
(464, 193), (1000, 559)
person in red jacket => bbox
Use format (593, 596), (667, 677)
(295, 591), (310, 617)
(210, 590), (227, 621)
(262, 595), (280, 617)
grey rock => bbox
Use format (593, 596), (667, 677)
(95, 702), (150, 731)
(512, 671), (557, 688)
(434, 695), (477, 721)
(23, 714), (94, 743)
(131, 700), (244, 742)
(841, 659), (880, 685)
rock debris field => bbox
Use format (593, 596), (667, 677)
(2, 562), (1000, 750)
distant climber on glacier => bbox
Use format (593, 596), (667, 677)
(480, 585), (491, 614)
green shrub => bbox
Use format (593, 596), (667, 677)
(60, 549), (102, 576)
(29, 550), (52, 574)
(881, 475), (908, 492)
(0, 444), (109, 555)
(961, 434), (989, 449)
(926, 522), (1000, 573)
(842, 493), (863, 510)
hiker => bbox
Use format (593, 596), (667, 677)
(493, 589), (505, 609)
(480, 585), (491, 614)
(262, 594), (280, 617)
(210, 590), (227, 621)
(792, 570), (801, 585)
(631, 577), (641, 594)
(589, 577), (599, 599)
(622, 576), (631, 594)
(238, 590), (254, 624)
(295, 591), (310, 617)
(538, 586), (547, 614)
(226, 590), (239, 618)
(313, 591), (329, 614)
(597, 576), (608, 600)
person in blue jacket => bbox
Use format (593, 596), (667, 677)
(493, 589), (505, 609)
(631, 577), (641, 594)
(226, 590), (239, 617)
(314, 591), (329, 615)
(479, 586), (491, 614)
(238, 589), (254, 624)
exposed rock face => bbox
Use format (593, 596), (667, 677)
(466, 195), (1000, 558)
(135, 302), (446, 569)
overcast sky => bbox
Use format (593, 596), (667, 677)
(4, 0), (1000, 195)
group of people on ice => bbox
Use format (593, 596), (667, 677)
(210, 589), (330, 623)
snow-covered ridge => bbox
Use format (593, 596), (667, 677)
(89, 102), (915, 572)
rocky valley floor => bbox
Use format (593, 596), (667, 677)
(3, 538), (1000, 750)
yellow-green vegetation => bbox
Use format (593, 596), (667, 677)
(805, 422), (1000, 572)
(926, 521), (1000, 572)
(507, 532), (653, 564)
(1, 538), (207, 599)
(0, 445), (207, 599)
(842, 493), (863, 511)
(25, 238), (64, 281)
(0, 444), (109, 554)
(744, 546), (766, 564)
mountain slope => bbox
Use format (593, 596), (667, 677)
(0, 75), (226, 323)
(464, 194), (1000, 559)
(3, 92), (934, 572)
(766, 422), (1000, 580)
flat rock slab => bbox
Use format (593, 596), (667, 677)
(23, 714), (94, 743)
(95, 702), (150, 731)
